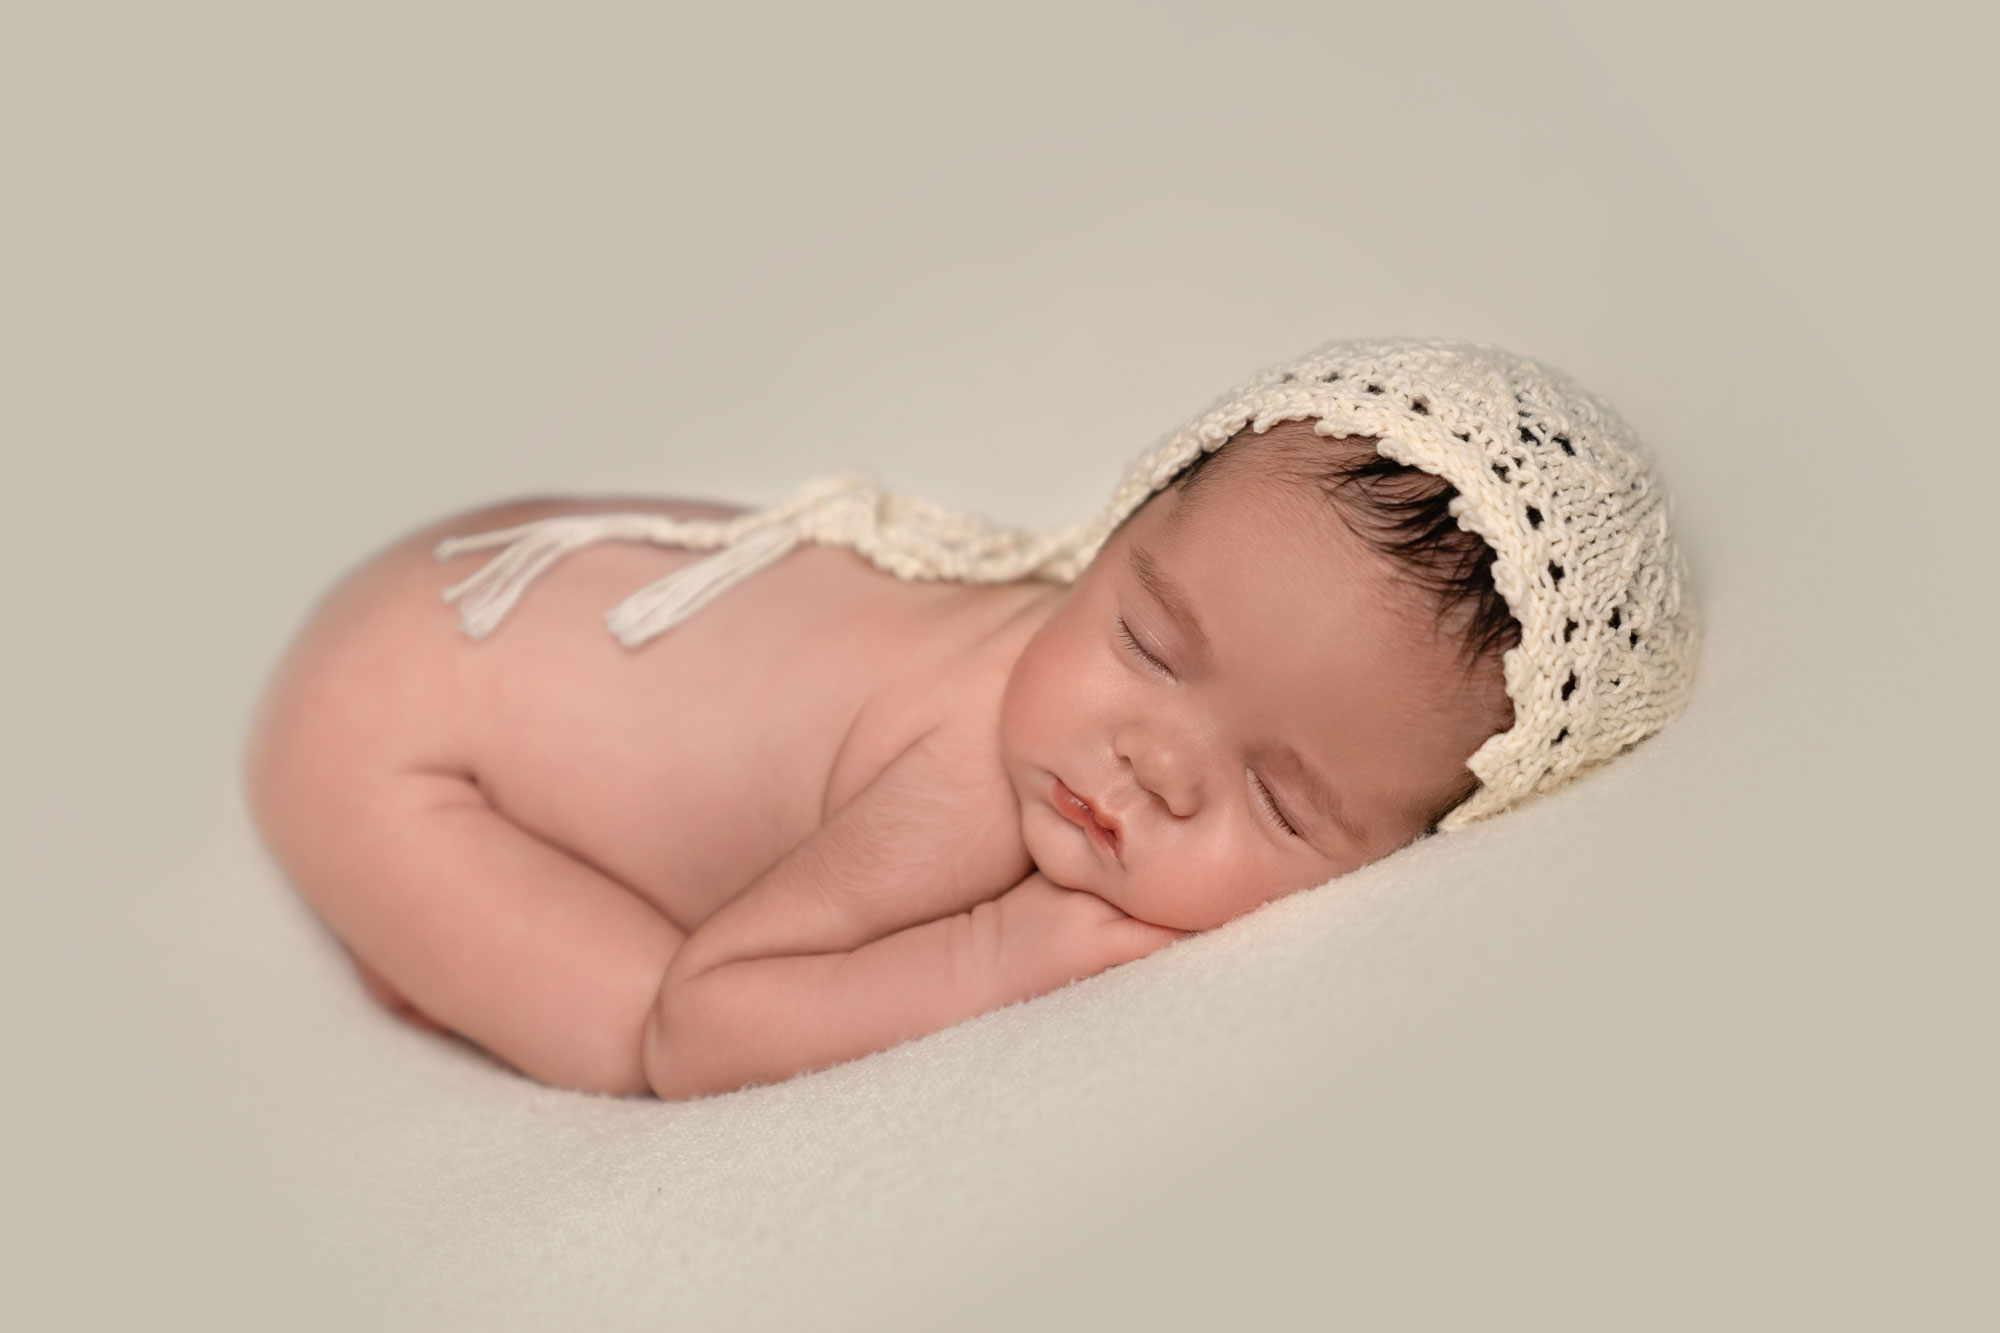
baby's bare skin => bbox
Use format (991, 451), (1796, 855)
(249, 497), (1105, 1095)
(248, 424), (1511, 1100)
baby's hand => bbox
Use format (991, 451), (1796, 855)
(985, 872), (1186, 1000)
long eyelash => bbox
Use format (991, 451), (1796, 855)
(1116, 617), (1168, 674)
(1251, 771), (1300, 837)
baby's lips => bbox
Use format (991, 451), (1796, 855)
(1087, 798), (1122, 846)
(1052, 777), (1122, 859)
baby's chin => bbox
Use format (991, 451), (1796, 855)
(1019, 812), (1107, 895)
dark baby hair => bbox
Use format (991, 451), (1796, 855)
(1172, 419), (1523, 670)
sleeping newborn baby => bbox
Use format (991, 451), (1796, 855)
(246, 339), (1698, 1099)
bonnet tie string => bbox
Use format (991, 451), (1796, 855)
(603, 521), (799, 646)
(434, 473), (876, 647)
(435, 471), (1072, 647)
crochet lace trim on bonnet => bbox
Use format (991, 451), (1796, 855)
(435, 338), (1699, 830)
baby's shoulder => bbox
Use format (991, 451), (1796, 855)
(817, 578), (1050, 821)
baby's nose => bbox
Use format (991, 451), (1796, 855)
(1117, 725), (1200, 819)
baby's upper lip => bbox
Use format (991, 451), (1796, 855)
(1087, 795), (1121, 843)
(1054, 777), (1122, 856)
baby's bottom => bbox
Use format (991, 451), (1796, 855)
(248, 504), (693, 1095)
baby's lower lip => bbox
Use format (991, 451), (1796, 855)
(1052, 778), (1120, 857)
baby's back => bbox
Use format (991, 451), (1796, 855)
(260, 497), (1034, 934)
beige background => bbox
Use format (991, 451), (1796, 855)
(3, 1), (1991, 1328)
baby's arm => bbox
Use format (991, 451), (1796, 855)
(642, 728), (1181, 1099)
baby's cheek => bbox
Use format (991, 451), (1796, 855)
(999, 649), (1054, 728)
(1004, 610), (1096, 726)
(1153, 843), (1301, 932)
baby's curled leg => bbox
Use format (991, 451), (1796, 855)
(261, 762), (684, 1095)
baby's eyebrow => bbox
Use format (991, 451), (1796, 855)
(1128, 544), (1212, 665)
(1268, 743), (1372, 850)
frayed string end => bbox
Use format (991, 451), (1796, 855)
(436, 513), (671, 640)
(605, 522), (801, 647)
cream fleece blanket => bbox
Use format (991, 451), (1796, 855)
(6, 4), (1984, 1330)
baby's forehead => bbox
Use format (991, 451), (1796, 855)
(1146, 463), (1369, 579)
(1125, 477), (1427, 624)
(1163, 423), (1375, 518)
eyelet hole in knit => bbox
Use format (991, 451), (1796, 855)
(1493, 462), (1510, 480)
(1525, 505), (1542, 528)
(1552, 728), (1569, 745)
(1563, 618), (1578, 643)
(1548, 561), (1565, 586)
(1365, 383), (1383, 395)
(1609, 607), (1622, 629)
(1409, 398), (1429, 415)
(1555, 435), (1575, 455)
(1561, 672), (1577, 701)
(1519, 427), (1537, 445)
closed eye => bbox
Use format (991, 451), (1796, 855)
(1116, 617), (1170, 676)
(1250, 770), (1301, 837)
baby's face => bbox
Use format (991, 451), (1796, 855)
(998, 459), (1512, 932)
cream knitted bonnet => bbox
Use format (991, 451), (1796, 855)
(437, 338), (1699, 829)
